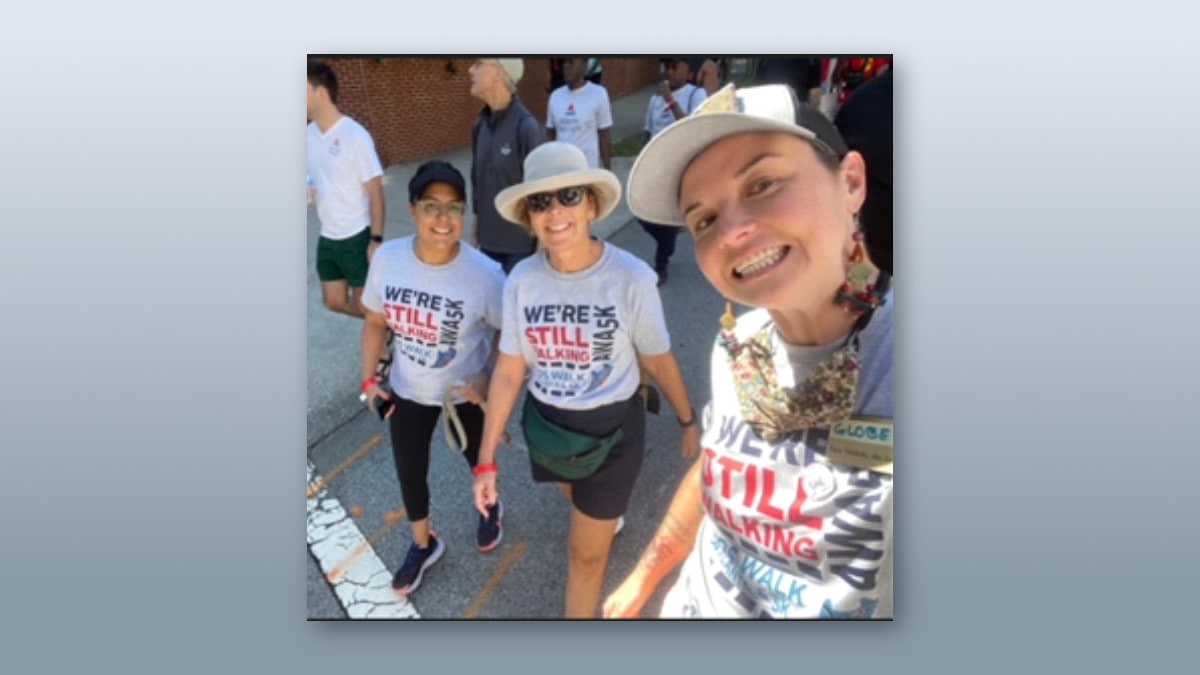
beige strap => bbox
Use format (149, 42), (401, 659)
(442, 389), (469, 454)
(441, 383), (515, 454)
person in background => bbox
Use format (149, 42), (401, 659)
(468, 57), (545, 274)
(690, 57), (722, 95)
(549, 57), (565, 92)
(547, 57), (614, 170)
(472, 142), (700, 618)
(637, 57), (708, 286)
(585, 57), (603, 85)
(306, 59), (386, 318)
(608, 83), (893, 619)
(360, 161), (506, 596)
(755, 56), (822, 105)
(833, 56), (891, 107)
(835, 67), (893, 275)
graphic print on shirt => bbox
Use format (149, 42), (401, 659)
(381, 285), (464, 369)
(553, 100), (587, 141)
(818, 597), (878, 619)
(697, 411), (891, 617)
(654, 105), (675, 128)
(523, 303), (617, 398)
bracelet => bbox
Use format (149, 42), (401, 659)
(370, 234), (383, 243)
(677, 408), (697, 428)
(472, 463), (498, 476)
(361, 377), (378, 392)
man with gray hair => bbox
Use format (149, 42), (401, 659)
(468, 58), (545, 273)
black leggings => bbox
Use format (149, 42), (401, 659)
(639, 220), (680, 271)
(387, 395), (484, 522)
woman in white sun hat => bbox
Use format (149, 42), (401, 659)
(605, 83), (893, 619)
(471, 141), (700, 618)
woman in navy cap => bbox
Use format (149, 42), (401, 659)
(359, 161), (507, 596)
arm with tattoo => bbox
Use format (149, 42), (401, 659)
(638, 511), (692, 575)
(602, 455), (706, 618)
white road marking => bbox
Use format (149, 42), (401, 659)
(307, 460), (418, 619)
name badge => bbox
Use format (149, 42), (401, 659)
(827, 416), (893, 475)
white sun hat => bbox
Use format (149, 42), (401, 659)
(494, 142), (622, 227)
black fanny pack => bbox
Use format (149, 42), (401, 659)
(521, 396), (624, 480)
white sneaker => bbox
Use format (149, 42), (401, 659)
(614, 516), (625, 535)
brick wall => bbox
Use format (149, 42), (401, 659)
(313, 57), (661, 167)
(593, 58), (663, 101)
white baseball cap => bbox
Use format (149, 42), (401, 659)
(627, 83), (849, 226)
(495, 58), (524, 85)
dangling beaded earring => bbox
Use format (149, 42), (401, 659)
(720, 301), (735, 330)
(835, 231), (888, 315)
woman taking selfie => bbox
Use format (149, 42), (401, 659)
(606, 84), (893, 619)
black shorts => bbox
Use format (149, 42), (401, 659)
(525, 393), (644, 520)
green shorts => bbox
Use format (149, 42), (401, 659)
(316, 228), (371, 287)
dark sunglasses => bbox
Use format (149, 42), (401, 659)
(524, 186), (587, 213)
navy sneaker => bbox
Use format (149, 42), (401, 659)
(477, 500), (503, 552)
(391, 534), (444, 596)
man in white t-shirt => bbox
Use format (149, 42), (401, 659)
(638, 57), (708, 286)
(546, 57), (613, 170)
(306, 60), (386, 318)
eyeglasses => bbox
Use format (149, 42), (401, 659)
(417, 200), (466, 219)
(524, 186), (587, 213)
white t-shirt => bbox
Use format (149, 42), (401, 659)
(644, 83), (708, 139)
(546, 82), (614, 169)
(306, 116), (384, 240)
(360, 237), (505, 406)
(661, 290), (894, 618)
(499, 242), (670, 410)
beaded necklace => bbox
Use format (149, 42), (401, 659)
(718, 271), (891, 442)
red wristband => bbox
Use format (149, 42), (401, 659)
(361, 377), (378, 392)
(472, 463), (497, 476)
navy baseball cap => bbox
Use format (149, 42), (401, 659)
(408, 161), (466, 203)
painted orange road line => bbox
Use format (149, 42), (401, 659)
(307, 433), (384, 499)
(326, 508), (407, 583)
(462, 540), (527, 619)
